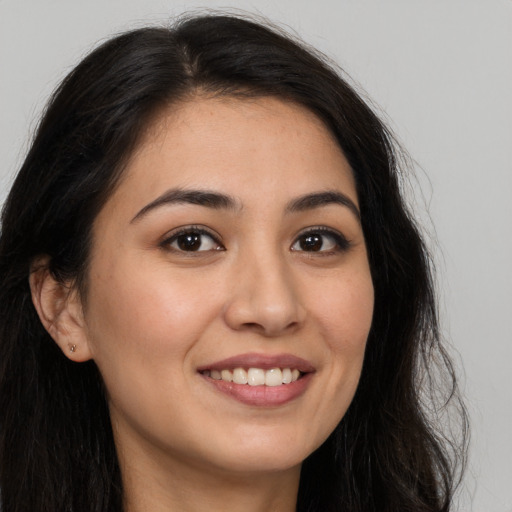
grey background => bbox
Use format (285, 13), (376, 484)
(1, 1), (511, 510)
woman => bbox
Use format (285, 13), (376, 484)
(0, 13), (467, 512)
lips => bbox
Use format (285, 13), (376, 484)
(198, 353), (315, 406)
(198, 352), (315, 373)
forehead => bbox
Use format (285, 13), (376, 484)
(104, 95), (358, 216)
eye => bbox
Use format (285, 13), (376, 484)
(163, 227), (224, 253)
(291, 228), (350, 253)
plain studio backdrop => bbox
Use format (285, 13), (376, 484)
(1, 1), (510, 511)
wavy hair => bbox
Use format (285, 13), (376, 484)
(0, 14), (467, 512)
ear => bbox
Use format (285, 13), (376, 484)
(29, 256), (93, 362)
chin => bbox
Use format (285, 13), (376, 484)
(199, 429), (321, 475)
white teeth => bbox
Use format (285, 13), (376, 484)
(206, 367), (302, 386)
(248, 368), (265, 386)
(233, 368), (248, 384)
(221, 369), (233, 382)
(265, 368), (283, 386)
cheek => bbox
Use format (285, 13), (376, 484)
(309, 267), (374, 402)
(84, 263), (207, 368)
(82, 255), (232, 390)
(296, 268), (373, 444)
(313, 271), (374, 352)
(81, 264), (222, 428)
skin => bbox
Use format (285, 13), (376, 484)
(32, 96), (374, 512)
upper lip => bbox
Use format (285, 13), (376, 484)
(197, 352), (316, 373)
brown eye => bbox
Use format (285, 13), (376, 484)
(291, 229), (349, 253)
(176, 233), (202, 251)
(299, 234), (324, 251)
(165, 229), (223, 252)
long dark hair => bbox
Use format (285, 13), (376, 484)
(0, 14), (467, 512)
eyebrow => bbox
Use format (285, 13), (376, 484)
(131, 188), (241, 223)
(286, 191), (360, 221)
(131, 188), (360, 223)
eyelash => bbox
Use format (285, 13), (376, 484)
(161, 226), (224, 254)
(160, 226), (351, 255)
(291, 227), (351, 255)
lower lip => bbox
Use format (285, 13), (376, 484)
(201, 373), (313, 406)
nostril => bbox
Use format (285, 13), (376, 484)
(238, 319), (301, 337)
(242, 322), (261, 330)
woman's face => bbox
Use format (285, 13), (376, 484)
(79, 96), (374, 477)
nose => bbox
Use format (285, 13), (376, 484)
(223, 250), (306, 337)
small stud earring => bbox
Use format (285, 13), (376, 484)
(69, 344), (77, 353)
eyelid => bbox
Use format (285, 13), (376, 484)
(291, 226), (351, 252)
(160, 225), (224, 252)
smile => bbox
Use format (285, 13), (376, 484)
(198, 353), (314, 406)
(201, 367), (302, 386)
